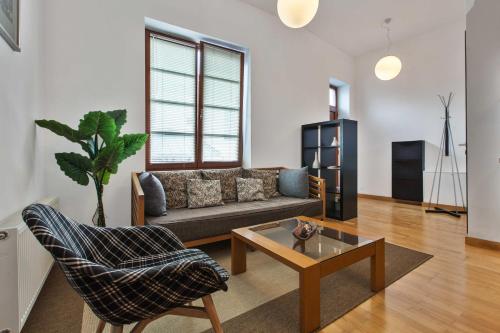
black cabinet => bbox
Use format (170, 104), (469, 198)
(392, 141), (425, 202)
(302, 119), (358, 221)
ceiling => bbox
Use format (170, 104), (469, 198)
(239, 0), (466, 56)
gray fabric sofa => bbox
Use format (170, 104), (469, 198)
(131, 168), (325, 247)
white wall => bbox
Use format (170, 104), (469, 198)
(466, 0), (500, 242)
(353, 20), (467, 205)
(0, 0), (45, 220)
(41, 0), (354, 226)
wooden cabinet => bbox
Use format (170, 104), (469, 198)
(392, 141), (425, 202)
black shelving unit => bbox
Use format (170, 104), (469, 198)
(301, 119), (358, 221)
(392, 140), (425, 202)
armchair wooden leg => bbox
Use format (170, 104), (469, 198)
(95, 319), (106, 333)
(127, 296), (223, 333)
(131, 320), (150, 333)
(202, 295), (223, 333)
(110, 325), (123, 333)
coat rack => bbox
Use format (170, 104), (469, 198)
(426, 92), (467, 218)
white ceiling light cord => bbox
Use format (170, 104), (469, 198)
(374, 18), (403, 81)
(382, 18), (393, 53)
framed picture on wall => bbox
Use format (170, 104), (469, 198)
(0, 0), (20, 51)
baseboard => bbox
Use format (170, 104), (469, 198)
(465, 236), (500, 251)
(358, 193), (466, 211)
(358, 193), (421, 206)
(358, 193), (394, 202)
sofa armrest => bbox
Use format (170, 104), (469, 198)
(131, 172), (145, 226)
(257, 168), (326, 220)
(308, 175), (326, 220)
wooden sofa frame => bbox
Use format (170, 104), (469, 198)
(131, 168), (326, 247)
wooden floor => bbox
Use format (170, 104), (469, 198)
(322, 198), (500, 333)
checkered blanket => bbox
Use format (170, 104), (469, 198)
(22, 204), (229, 325)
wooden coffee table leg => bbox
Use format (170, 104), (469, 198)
(371, 239), (385, 291)
(231, 234), (247, 275)
(299, 265), (320, 333)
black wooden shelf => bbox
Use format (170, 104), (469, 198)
(311, 166), (341, 170)
(326, 191), (341, 195)
(302, 119), (357, 221)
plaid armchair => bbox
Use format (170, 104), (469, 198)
(22, 204), (229, 332)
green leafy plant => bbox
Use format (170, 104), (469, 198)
(36, 110), (148, 227)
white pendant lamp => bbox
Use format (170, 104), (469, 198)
(375, 18), (402, 81)
(277, 0), (319, 29)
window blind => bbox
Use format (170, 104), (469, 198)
(149, 35), (197, 164)
(201, 44), (242, 162)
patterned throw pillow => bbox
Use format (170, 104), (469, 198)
(152, 170), (202, 208)
(236, 178), (266, 202)
(243, 169), (280, 199)
(186, 179), (224, 209)
(201, 168), (243, 202)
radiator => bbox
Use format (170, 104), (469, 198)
(0, 197), (57, 333)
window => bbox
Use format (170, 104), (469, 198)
(146, 30), (244, 170)
(329, 85), (338, 120)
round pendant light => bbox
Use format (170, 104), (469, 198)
(277, 0), (319, 29)
(375, 55), (402, 81)
(375, 18), (402, 81)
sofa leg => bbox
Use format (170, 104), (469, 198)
(95, 319), (106, 333)
(110, 325), (123, 333)
(202, 295), (223, 333)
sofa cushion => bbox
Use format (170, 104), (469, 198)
(201, 168), (242, 202)
(138, 172), (167, 216)
(236, 177), (266, 202)
(187, 179), (224, 209)
(152, 170), (202, 209)
(146, 196), (322, 242)
(279, 167), (309, 199)
(243, 169), (279, 199)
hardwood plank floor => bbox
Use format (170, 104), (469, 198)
(23, 198), (499, 333)
(322, 198), (500, 333)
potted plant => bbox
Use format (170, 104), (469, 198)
(36, 110), (148, 227)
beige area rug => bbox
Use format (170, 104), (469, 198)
(81, 241), (432, 333)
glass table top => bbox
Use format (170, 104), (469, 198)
(250, 218), (373, 262)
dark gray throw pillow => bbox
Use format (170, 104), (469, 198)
(279, 167), (309, 199)
(139, 172), (167, 217)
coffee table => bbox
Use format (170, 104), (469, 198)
(231, 216), (385, 333)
